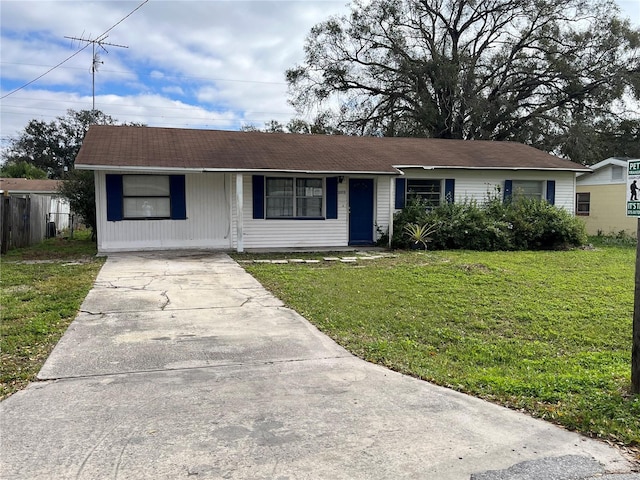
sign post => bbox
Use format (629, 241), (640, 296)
(626, 161), (640, 393)
(634, 228), (640, 394)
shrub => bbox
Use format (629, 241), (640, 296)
(391, 198), (432, 248)
(426, 199), (514, 251)
(392, 194), (587, 251)
(506, 197), (587, 250)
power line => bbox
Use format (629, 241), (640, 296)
(0, 0), (148, 101)
(1, 103), (294, 116)
(99, 0), (149, 37)
(0, 62), (288, 86)
(0, 46), (90, 99)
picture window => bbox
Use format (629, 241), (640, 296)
(123, 175), (171, 219)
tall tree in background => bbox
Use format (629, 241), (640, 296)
(1, 109), (142, 239)
(287, 0), (640, 162)
(0, 161), (47, 179)
(57, 170), (97, 241)
(242, 114), (344, 135)
(1, 109), (117, 179)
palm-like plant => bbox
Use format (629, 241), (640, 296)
(403, 222), (438, 249)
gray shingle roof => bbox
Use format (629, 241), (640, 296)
(75, 125), (590, 173)
(0, 178), (62, 194)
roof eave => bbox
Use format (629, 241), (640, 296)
(3, 190), (59, 194)
(394, 165), (592, 173)
(75, 164), (400, 175)
(587, 157), (637, 172)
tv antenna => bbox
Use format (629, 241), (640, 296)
(64, 33), (128, 110)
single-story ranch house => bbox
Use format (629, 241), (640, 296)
(75, 125), (591, 253)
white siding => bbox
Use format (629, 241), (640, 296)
(375, 176), (393, 242)
(577, 165), (626, 186)
(96, 168), (577, 253)
(237, 174), (350, 250)
(397, 169), (577, 213)
(96, 171), (232, 253)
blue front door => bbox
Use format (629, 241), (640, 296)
(349, 178), (374, 245)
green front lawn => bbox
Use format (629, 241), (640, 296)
(2, 232), (638, 456)
(236, 246), (640, 453)
(0, 231), (104, 399)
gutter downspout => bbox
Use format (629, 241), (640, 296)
(236, 173), (244, 253)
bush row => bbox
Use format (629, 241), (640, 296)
(389, 194), (587, 251)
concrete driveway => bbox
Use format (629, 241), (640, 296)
(0, 252), (637, 479)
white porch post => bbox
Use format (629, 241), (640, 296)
(388, 176), (395, 248)
(236, 173), (244, 253)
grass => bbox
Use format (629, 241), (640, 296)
(235, 245), (640, 454)
(1, 231), (638, 456)
(0, 230), (104, 399)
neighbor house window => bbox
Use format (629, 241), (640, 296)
(265, 177), (323, 218)
(406, 179), (441, 207)
(576, 192), (590, 216)
(123, 175), (171, 219)
(512, 180), (543, 200)
(612, 165), (624, 181)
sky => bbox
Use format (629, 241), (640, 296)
(1, 0), (639, 146)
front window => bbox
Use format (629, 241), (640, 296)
(123, 175), (171, 219)
(406, 179), (441, 207)
(266, 177), (323, 218)
(576, 192), (590, 216)
(512, 180), (543, 200)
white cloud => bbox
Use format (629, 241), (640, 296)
(1, 0), (637, 143)
(1, 0), (350, 139)
(162, 85), (185, 96)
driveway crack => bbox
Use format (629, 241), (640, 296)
(160, 291), (170, 310)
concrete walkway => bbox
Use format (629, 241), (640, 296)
(0, 251), (637, 479)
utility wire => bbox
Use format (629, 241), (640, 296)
(0, 0), (149, 100)
(1, 62), (288, 86)
(0, 46), (90, 99)
(99, 0), (148, 38)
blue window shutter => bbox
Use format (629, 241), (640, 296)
(444, 179), (455, 203)
(252, 175), (264, 219)
(326, 177), (338, 219)
(504, 180), (513, 201)
(105, 174), (123, 221)
(170, 175), (187, 219)
(395, 178), (406, 209)
(546, 180), (556, 205)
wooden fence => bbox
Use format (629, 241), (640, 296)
(0, 195), (58, 254)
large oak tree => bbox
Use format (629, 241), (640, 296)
(1, 109), (117, 179)
(1, 109), (142, 239)
(287, 0), (640, 163)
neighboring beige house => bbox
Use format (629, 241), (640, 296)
(575, 157), (639, 237)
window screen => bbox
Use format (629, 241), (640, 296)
(406, 179), (441, 207)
